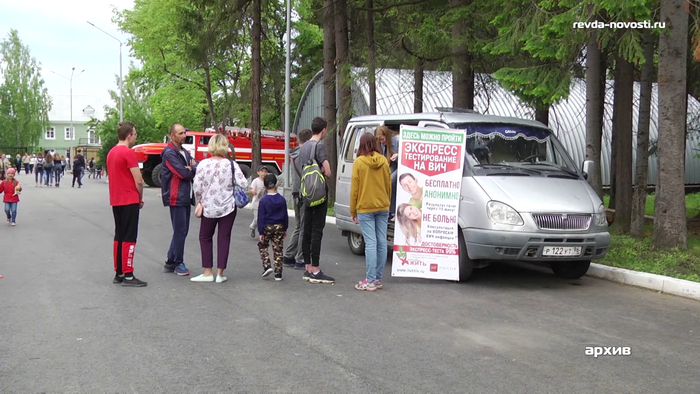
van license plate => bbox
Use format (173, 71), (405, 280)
(543, 246), (581, 256)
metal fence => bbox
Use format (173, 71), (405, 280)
(0, 147), (29, 159)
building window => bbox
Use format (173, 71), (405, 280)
(65, 127), (74, 140)
(83, 105), (95, 118)
(87, 128), (100, 144)
(45, 127), (55, 140)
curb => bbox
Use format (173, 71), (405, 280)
(587, 263), (700, 301)
(287, 209), (336, 225)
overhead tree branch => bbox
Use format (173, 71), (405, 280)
(357, 0), (429, 12)
(158, 48), (206, 89)
(401, 36), (448, 62)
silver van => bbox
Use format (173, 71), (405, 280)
(335, 110), (610, 281)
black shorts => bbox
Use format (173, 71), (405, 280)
(113, 203), (140, 242)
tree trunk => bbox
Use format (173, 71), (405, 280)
(203, 64), (217, 128)
(449, 0), (474, 109)
(367, 0), (377, 115)
(535, 106), (549, 126)
(653, 0), (689, 249)
(414, 58), (424, 113)
(250, 0), (262, 171)
(610, 54), (634, 234)
(585, 33), (604, 198)
(335, 0), (351, 141)
(323, 0), (337, 202)
(630, 31), (655, 238)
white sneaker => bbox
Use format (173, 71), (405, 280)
(190, 274), (214, 282)
(11, 222), (15, 226)
(216, 276), (227, 283)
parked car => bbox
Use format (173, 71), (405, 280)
(335, 110), (610, 281)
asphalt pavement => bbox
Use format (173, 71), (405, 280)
(1, 171), (699, 393)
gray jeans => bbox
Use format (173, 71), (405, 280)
(284, 195), (305, 263)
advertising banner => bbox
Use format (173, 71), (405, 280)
(391, 125), (466, 281)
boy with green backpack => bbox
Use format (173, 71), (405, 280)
(297, 117), (335, 284)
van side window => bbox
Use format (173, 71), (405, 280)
(199, 136), (211, 145)
(184, 136), (194, 145)
(344, 125), (377, 162)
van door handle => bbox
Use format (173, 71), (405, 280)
(342, 165), (345, 172)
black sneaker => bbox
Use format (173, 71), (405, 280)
(122, 276), (147, 287)
(250, 228), (256, 238)
(262, 267), (273, 277)
(302, 271), (310, 281)
(309, 271), (335, 284)
(163, 262), (177, 273)
(113, 274), (124, 284)
(294, 263), (306, 270)
(274, 273), (283, 281)
(282, 257), (296, 268)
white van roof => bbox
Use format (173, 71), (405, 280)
(350, 111), (550, 130)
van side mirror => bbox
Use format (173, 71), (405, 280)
(582, 160), (594, 180)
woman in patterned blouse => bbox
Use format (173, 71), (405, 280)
(191, 134), (249, 283)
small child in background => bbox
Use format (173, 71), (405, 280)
(0, 168), (22, 226)
(257, 174), (289, 281)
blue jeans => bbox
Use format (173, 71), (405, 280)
(358, 210), (390, 282)
(5, 202), (17, 222)
(44, 168), (53, 185)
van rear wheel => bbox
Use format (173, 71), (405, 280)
(348, 232), (365, 256)
(551, 260), (591, 279)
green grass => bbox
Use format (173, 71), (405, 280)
(598, 234), (700, 283)
(602, 192), (700, 218)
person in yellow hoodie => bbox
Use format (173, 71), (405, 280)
(351, 133), (391, 292)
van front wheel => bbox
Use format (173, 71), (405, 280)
(551, 261), (591, 279)
(348, 232), (365, 256)
(457, 232), (474, 282)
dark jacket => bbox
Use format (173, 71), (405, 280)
(160, 142), (197, 207)
(290, 145), (302, 196)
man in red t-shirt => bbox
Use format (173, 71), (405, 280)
(106, 121), (147, 287)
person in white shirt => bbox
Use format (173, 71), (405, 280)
(248, 165), (268, 238)
(191, 134), (249, 283)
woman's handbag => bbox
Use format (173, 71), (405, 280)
(230, 159), (249, 208)
(195, 202), (203, 218)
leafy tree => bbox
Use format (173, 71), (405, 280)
(149, 81), (207, 131)
(93, 68), (160, 168)
(0, 29), (52, 148)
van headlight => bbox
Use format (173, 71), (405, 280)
(487, 201), (524, 226)
(594, 203), (607, 227)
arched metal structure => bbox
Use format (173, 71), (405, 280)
(292, 67), (700, 186)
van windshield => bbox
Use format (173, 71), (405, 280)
(454, 123), (580, 178)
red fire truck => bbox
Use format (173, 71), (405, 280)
(132, 127), (296, 187)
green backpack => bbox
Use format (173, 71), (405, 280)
(300, 142), (327, 207)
